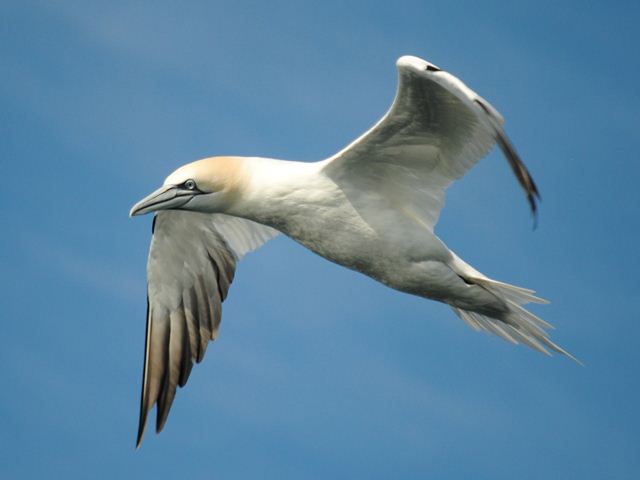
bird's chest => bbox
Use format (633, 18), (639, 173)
(288, 203), (377, 260)
(273, 202), (422, 287)
(238, 170), (443, 281)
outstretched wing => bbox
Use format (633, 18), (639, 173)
(136, 211), (278, 447)
(322, 55), (539, 230)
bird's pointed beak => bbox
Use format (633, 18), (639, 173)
(129, 185), (193, 217)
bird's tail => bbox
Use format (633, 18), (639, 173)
(450, 277), (581, 364)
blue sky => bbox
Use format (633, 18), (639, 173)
(2, 0), (639, 478)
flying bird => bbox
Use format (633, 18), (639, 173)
(130, 55), (576, 447)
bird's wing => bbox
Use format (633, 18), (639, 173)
(136, 210), (278, 446)
(322, 55), (539, 231)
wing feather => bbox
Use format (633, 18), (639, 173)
(323, 55), (538, 230)
(135, 210), (278, 447)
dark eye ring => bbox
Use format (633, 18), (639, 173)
(184, 179), (196, 190)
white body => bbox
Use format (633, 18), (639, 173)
(130, 56), (577, 447)
(233, 157), (499, 314)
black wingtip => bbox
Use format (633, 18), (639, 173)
(528, 179), (542, 230)
(155, 390), (172, 434)
(136, 399), (149, 448)
(492, 124), (542, 227)
(530, 197), (538, 231)
(135, 423), (145, 449)
(136, 296), (153, 449)
(474, 98), (543, 226)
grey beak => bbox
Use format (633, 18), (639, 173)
(129, 185), (193, 217)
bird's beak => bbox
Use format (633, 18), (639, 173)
(129, 185), (194, 217)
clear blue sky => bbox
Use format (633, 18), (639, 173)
(2, 1), (639, 478)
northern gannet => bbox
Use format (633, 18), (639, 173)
(130, 55), (576, 446)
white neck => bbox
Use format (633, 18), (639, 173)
(227, 157), (334, 232)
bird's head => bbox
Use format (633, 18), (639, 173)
(130, 156), (246, 217)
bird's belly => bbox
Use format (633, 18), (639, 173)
(281, 208), (382, 271)
(273, 203), (452, 289)
(294, 224), (501, 312)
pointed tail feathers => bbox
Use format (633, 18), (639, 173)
(451, 278), (581, 365)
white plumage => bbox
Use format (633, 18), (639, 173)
(130, 55), (577, 447)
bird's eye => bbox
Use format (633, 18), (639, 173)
(184, 179), (196, 190)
